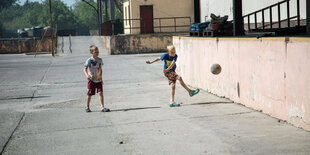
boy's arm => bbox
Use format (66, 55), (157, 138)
(83, 67), (91, 80)
(98, 67), (103, 81)
(164, 60), (176, 72)
(146, 57), (160, 64)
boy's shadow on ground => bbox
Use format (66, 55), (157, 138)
(110, 106), (161, 112)
(104, 102), (233, 112)
(181, 101), (233, 106)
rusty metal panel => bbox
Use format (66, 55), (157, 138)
(102, 21), (112, 36)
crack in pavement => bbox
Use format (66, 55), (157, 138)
(0, 113), (25, 155)
(14, 110), (255, 137)
(0, 96), (50, 101)
(0, 81), (85, 88)
(30, 60), (53, 102)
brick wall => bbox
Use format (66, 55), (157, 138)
(0, 38), (56, 54)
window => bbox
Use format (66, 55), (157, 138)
(125, 6), (128, 25)
(128, 5), (131, 27)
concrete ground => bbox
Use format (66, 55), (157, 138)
(0, 36), (310, 155)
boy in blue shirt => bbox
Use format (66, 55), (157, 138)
(146, 45), (200, 107)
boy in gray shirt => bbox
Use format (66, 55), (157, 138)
(83, 45), (110, 112)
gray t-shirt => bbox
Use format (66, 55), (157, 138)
(84, 57), (103, 83)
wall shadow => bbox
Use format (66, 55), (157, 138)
(182, 101), (234, 106)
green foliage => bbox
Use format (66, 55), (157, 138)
(115, 8), (122, 20)
(1, 2), (38, 29)
(114, 0), (123, 20)
(0, 0), (17, 9)
(42, 0), (78, 30)
(73, 0), (98, 30)
(0, 0), (124, 36)
(0, 0), (17, 35)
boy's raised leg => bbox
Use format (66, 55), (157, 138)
(176, 76), (192, 94)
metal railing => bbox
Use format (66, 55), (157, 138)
(243, 0), (301, 31)
(122, 17), (191, 34)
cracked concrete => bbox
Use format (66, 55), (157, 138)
(0, 36), (310, 155)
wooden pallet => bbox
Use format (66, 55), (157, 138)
(202, 30), (214, 37)
(190, 30), (221, 37)
(189, 31), (203, 37)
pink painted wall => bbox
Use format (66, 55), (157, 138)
(174, 36), (310, 131)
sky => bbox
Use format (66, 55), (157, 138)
(18, 0), (77, 7)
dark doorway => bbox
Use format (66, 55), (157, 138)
(140, 5), (154, 34)
(194, 0), (200, 23)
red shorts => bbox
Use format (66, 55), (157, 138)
(87, 80), (103, 96)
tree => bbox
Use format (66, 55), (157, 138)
(0, 0), (124, 36)
(37, 0), (77, 30)
(0, 1), (74, 30)
(0, 0), (17, 35)
(0, 4), (30, 29)
(114, 0), (123, 19)
(73, 0), (98, 30)
(0, 0), (17, 9)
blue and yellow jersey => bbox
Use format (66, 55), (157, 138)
(160, 53), (178, 71)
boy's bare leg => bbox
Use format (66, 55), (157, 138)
(170, 83), (176, 103)
(86, 95), (91, 108)
(177, 76), (193, 94)
(99, 92), (104, 109)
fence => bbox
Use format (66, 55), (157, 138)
(243, 0), (303, 31)
(122, 17), (191, 34)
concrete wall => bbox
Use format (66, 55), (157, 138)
(0, 38), (55, 54)
(123, 0), (193, 34)
(101, 36), (112, 55)
(201, 0), (306, 22)
(174, 36), (310, 131)
(101, 33), (179, 54)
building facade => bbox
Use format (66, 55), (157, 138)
(123, 0), (194, 34)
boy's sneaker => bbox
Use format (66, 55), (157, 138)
(85, 108), (91, 113)
(169, 102), (180, 107)
(101, 108), (110, 112)
(190, 89), (200, 97)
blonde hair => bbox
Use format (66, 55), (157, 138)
(89, 45), (98, 53)
(167, 45), (175, 52)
